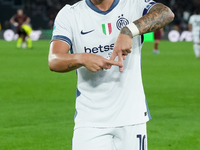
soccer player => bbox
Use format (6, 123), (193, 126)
(10, 9), (32, 48)
(189, 11), (200, 59)
(153, 28), (164, 54)
(48, 0), (174, 150)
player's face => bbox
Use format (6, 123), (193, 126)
(17, 10), (23, 15)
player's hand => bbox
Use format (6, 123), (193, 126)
(110, 33), (133, 72)
(13, 22), (18, 26)
(80, 53), (123, 72)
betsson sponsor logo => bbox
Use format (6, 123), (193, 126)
(84, 43), (114, 53)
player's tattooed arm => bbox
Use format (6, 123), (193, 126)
(134, 3), (174, 34)
(67, 63), (81, 71)
(120, 27), (133, 38)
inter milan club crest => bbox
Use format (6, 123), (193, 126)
(116, 14), (129, 30)
(102, 23), (112, 36)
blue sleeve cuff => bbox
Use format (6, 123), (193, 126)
(51, 35), (72, 47)
(142, 2), (157, 16)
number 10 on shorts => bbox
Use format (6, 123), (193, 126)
(137, 134), (146, 150)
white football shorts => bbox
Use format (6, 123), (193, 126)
(72, 123), (147, 150)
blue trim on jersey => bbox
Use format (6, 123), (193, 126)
(74, 70), (80, 120)
(51, 35), (72, 47)
(76, 88), (81, 98)
(74, 110), (78, 119)
(69, 47), (74, 54)
(142, 2), (156, 16)
(85, 0), (119, 15)
(145, 98), (152, 120)
(76, 70), (81, 98)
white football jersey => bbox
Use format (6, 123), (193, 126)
(51, 0), (156, 129)
(189, 14), (200, 35)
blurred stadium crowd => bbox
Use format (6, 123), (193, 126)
(0, 0), (200, 31)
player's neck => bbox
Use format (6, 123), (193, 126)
(90, 0), (114, 11)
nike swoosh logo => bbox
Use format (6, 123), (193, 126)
(81, 30), (95, 35)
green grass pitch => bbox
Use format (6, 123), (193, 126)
(0, 40), (199, 150)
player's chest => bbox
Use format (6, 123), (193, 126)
(72, 12), (135, 47)
(79, 12), (134, 35)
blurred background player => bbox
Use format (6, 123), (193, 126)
(188, 10), (200, 59)
(10, 9), (32, 48)
(153, 28), (164, 54)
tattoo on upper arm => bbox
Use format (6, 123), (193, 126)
(120, 27), (133, 38)
(134, 4), (174, 34)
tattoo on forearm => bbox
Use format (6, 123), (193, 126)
(120, 27), (133, 38)
(134, 4), (174, 34)
(67, 63), (77, 70)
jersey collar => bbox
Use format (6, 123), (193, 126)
(85, 0), (119, 15)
